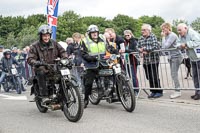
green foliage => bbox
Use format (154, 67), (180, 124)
(57, 10), (85, 41)
(1, 10), (197, 49)
(6, 32), (17, 48)
(172, 19), (188, 27)
(16, 26), (38, 48)
(191, 17), (200, 33)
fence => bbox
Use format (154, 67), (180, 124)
(122, 48), (199, 97)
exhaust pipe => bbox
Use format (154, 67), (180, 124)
(50, 104), (61, 110)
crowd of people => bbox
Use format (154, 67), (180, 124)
(0, 45), (33, 91)
(66, 23), (200, 103)
(1, 22), (200, 104)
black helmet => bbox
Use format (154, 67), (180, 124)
(38, 25), (52, 35)
(87, 25), (99, 34)
(3, 49), (11, 56)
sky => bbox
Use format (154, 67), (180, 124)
(0, 0), (200, 23)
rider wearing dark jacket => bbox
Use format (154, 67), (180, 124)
(27, 25), (67, 99)
(0, 49), (19, 85)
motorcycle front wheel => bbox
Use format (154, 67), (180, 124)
(16, 77), (22, 94)
(116, 73), (136, 112)
(62, 79), (84, 122)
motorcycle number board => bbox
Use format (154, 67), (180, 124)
(113, 64), (121, 74)
(11, 68), (18, 75)
(61, 69), (70, 76)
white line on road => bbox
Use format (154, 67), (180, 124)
(0, 94), (27, 100)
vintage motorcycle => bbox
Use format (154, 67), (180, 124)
(82, 54), (136, 112)
(31, 58), (84, 122)
(2, 65), (24, 94)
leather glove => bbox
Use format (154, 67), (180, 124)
(90, 56), (98, 62)
(34, 61), (42, 67)
(4, 68), (8, 73)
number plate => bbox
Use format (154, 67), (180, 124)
(113, 64), (121, 74)
(61, 69), (70, 76)
(11, 68), (18, 75)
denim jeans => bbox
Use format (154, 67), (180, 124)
(0, 71), (6, 84)
(168, 56), (183, 91)
(126, 64), (139, 92)
(191, 60), (200, 95)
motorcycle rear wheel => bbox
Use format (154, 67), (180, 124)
(36, 98), (48, 113)
(34, 84), (48, 113)
(89, 86), (101, 105)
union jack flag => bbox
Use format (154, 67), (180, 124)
(47, 0), (59, 40)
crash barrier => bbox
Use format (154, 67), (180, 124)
(122, 48), (199, 97)
(71, 48), (199, 98)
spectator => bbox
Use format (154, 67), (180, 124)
(66, 38), (73, 45)
(104, 28), (125, 68)
(11, 47), (18, 58)
(137, 24), (162, 98)
(69, 32), (84, 88)
(66, 37), (74, 57)
(123, 30), (139, 94)
(161, 22), (183, 99)
(15, 49), (26, 79)
(25, 46), (33, 85)
(177, 23), (200, 100)
(104, 28), (124, 51)
(0, 45), (4, 60)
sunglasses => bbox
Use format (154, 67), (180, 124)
(125, 35), (130, 37)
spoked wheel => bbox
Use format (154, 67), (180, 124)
(16, 77), (22, 94)
(62, 81), (84, 122)
(116, 74), (136, 112)
(89, 86), (101, 105)
(2, 81), (10, 92)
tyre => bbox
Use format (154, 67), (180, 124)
(89, 86), (101, 105)
(2, 81), (10, 92)
(62, 79), (84, 122)
(36, 97), (48, 113)
(16, 77), (22, 94)
(34, 84), (48, 113)
(116, 73), (136, 112)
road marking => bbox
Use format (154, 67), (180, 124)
(0, 94), (27, 100)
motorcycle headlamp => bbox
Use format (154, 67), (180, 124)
(60, 59), (69, 65)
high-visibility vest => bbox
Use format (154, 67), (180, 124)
(83, 35), (106, 68)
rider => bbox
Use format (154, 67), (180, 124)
(27, 25), (67, 102)
(81, 25), (118, 108)
(0, 49), (23, 90)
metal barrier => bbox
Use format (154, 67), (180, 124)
(122, 48), (199, 97)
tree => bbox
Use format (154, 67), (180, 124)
(112, 14), (138, 36)
(191, 17), (200, 33)
(139, 15), (164, 28)
(16, 25), (38, 48)
(172, 19), (188, 27)
(6, 32), (17, 49)
(57, 10), (85, 41)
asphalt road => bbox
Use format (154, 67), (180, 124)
(0, 88), (200, 133)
